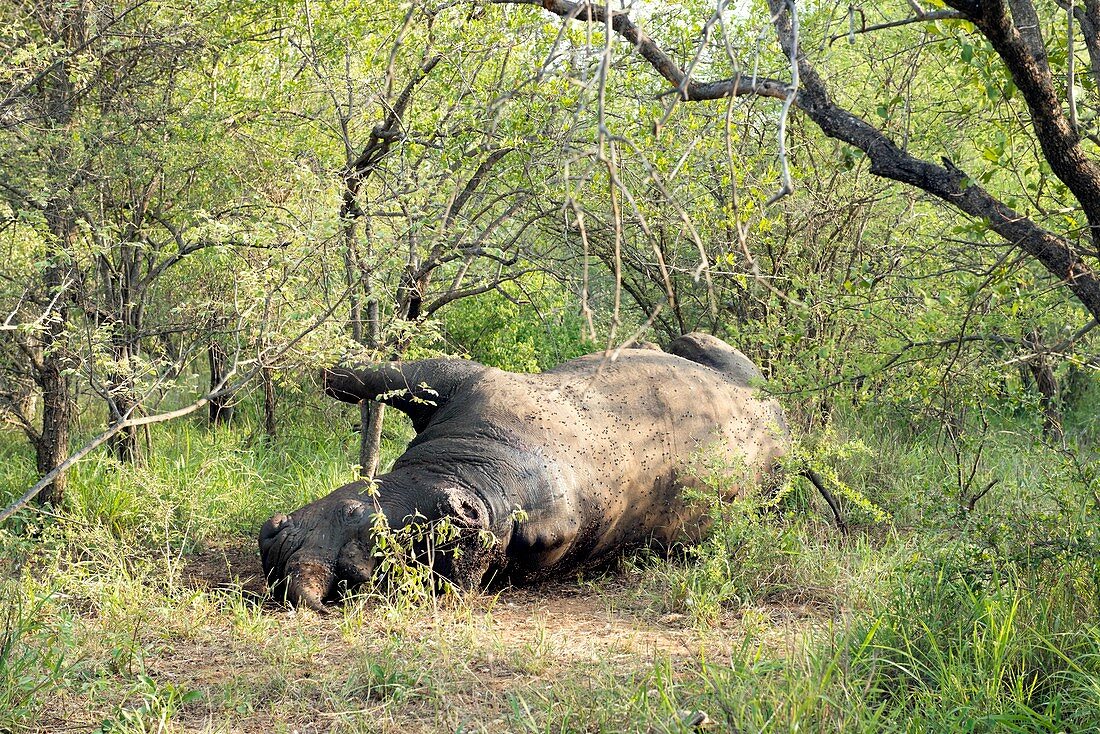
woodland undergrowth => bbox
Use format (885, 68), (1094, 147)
(0, 387), (1098, 732)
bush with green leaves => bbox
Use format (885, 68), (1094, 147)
(441, 278), (595, 372)
(641, 449), (853, 625)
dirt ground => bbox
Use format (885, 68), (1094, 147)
(160, 539), (827, 730)
(40, 539), (827, 733)
(180, 538), (823, 661)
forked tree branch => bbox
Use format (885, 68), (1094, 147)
(342, 54), (442, 212)
(494, 0), (1100, 323)
(490, 0), (790, 101)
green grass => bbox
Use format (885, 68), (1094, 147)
(0, 393), (1098, 732)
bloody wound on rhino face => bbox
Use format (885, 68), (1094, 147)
(259, 333), (790, 610)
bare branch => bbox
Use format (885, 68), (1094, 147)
(767, 0), (799, 205)
(1055, 0), (1100, 94)
(422, 268), (538, 316)
(442, 148), (515, 230)
(828, 9), (964, 43)
(491, 0), (789, 101)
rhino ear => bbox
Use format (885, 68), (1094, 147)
(434, 486), (497, 589)
(665, 332), (763, 387)
(322, 358), (485, 432)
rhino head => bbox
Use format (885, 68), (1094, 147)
(259, 359), (494, 610)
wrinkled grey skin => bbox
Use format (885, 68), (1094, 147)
(260, 333), (790, 610)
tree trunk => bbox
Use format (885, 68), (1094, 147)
(357, 296), (386, 478)
(107, 392), (141, 463)
(27, 2), (84, 503)
(1026, 331), (1063, 439)
(336, 58), (439, 479)
(36, 202), (74, 505)
(343, 207), (387, 479)
(263, 365), (277, 439)
(107, 333), (141, 462)
(35, 351), (70, 506)
(359, 402), (385, 479)
(208, 340), (234, 426)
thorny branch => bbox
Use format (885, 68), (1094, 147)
(495, 0), (1100, 322)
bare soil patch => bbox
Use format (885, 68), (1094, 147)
(182, 537), (268, 599)
(180, 538), (819, 661)
(43, 537), (827, 733)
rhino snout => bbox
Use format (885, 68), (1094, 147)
(260, 486), (498, 606)
(260, 519), (342, 610)
(283, 560), (337, 612)
(259, 500), (375, 611)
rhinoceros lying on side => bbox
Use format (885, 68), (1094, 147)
(260, 333), (791, 609)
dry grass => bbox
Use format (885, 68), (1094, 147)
(24, 537), (830, 733)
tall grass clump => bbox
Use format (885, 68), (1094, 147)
(823, 544), (1100, 732)
(51, 396), (412, 548)
(831, 401), (1100, 729)
(0, 589), (68, 732)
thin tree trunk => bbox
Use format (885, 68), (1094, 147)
(343, 198), (388, 479)
(334, 57), (440, 479)
(208, 340), (234, 426)
(358, 290), (385, 477)
(108, 392), (141, 462)
(103, 247), (143, 462)
(28, 3), (85, 503)
(359, 402), (385, 479)
(1062, 362), (1090, 410)
(35, 355), (70, 506)
(107, 331), (141, 462)
(36, 202), (74, 505)
(263, 365), (277, 439)
(1026, 331), (1063, 439)
(1031, 363), (1062, 438)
